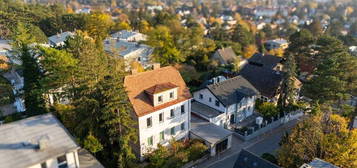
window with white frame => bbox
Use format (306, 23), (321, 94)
(57, 155), (68, 168)
(158, 95), (163, 103)
(181, 122), (185, 131)
(147, 117), (152, 128)
(170, 92), (174, 99)
(181, 105), (185, 114)
(147, 136), (153, 146)
(160, 131), (164, 141)
(159, 113), (164, 123)
(170, 109), (175, 118)
(199, 94), (203, 99)
(170, 127), (175, 135)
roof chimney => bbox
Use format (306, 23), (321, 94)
(38, 138), (48, 151)
(152, 63), (160, 70)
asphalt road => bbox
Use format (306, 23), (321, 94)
(205, 119), (298, 168)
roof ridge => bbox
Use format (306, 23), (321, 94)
(125, 66), (174, 78)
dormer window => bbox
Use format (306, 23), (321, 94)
(158, 96), (163, 103)
(170, 92), (174, 99)
(199, 94), (203, 99)
(145, 82), (179, 107)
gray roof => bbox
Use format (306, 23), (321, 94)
(0, 114), (80, 168)
(190, 123), (232, 145)
(214, 47), (236, 64)
(191, 101), (223, 119)
(248, 53), (282, 69)
(306, 158), (339, 168)
(78, 149), (104, 168)
(111, 30), (146, 41)
(206, 75), (259, 107)
(234, 149), (280, 168)
(104, 40), (153, 59)
(48, 32), (73, 45)
(240, 64), (283, 98)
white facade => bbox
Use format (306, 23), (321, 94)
(28, 151), (80, 168)
(137, 99), (191, 157)
(193, 88), (256, 127)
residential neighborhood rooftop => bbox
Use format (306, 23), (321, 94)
(234, 149), (280, 168)
(248, 53), (283, 69)
(0, 114), (80, 168)
(206, 75), (259, 107)
(124, 66), (192, 117)
(240, 64), (283, 98)
(48, 31), (74, 45)
(145, 82), (178, 94)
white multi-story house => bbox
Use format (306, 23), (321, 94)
(192, 76), (259, 128)
(124, 65), (192, 159)
(0, 114), (81, 168)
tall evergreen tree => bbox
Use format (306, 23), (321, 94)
(232, 23), (255, 47)
(278, 52), (297, 109)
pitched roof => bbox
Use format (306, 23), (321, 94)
(215, 47), (236, 63)
(48, 32), (74, 45)
(240, 64), (283, 98)
(248, 53), (283, 69)
(124, 66), (192, 117)
(234, 149), (280, 168)
(0, 114), (80, 168)
(145, 82), (178, 94)
(206, 75), (259, 107)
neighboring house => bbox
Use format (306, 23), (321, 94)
(212, 47), (246, 66)
(349, 46), (357, 56)
(0, 40), (11, 56)
(300, 158), (339, 168)
(48, 32), (74, 47)
(104, 39), (153, 69)
(233, 149), (280, 168)
(0, 114), (81, 168)
(192, 75), (259, 128)
(240, 64), (283, 102)
(248, 53), (283, 72)
(264, 39), (289, 51)
(75, 8), (91, 14)
(124, 65), (192, 159)
(110, 30), (147, 42)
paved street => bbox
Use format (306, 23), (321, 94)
(196, 119), (299, 168)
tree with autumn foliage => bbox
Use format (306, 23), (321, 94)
(278, 113), (357, 168)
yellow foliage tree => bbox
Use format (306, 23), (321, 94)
(278, 113), (357, 168)
(130, 61), (145, 73)
(243, 45), (257, 59)
(268, 48), (284, 57)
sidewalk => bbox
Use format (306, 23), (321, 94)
(195, 119), (299, 168)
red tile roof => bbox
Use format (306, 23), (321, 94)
(124, 66), (192, 117)
(145, 82), (178, 95)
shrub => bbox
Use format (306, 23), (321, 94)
(188, 141), (208, 161)
(256, 102), (279, 118)
(83, 133), (103, 153)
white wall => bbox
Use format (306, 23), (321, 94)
(193, 89), (226, 113)
(153, 88), (178, 107)
(138, 99), (191, 157)
(28, 151), (79, 168)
